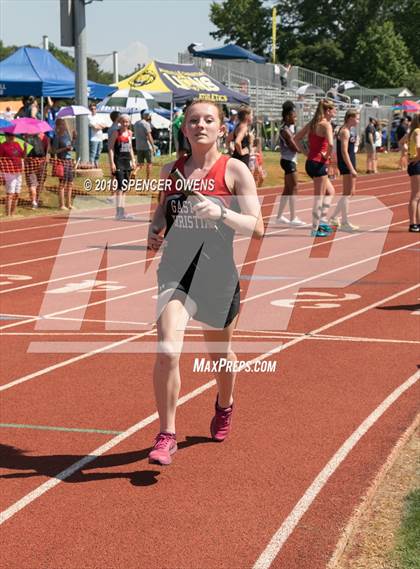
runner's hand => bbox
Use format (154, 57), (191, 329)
(192, 193), (223, 221)
(147, 227), (164, 250)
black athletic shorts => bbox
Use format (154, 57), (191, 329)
(232, 152), (250, 168)
(408, 161), (420, 176)
(305, 159), (328, 178)
(280, 159), (297, 175)
(157, 258), (240, 329)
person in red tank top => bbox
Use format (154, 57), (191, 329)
(146, 98), (264, 465)
(295, 99), (337, 236)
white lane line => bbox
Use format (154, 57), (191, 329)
(0, 205), (152, 235)
(0, 185), (408, 266)
(0, 219), (151, 250)
(0, 170), (406, 236)
(243, 241), (418, 303)
(3, 331), (418, 345)
(0, 216), (412, 333)
(0, 180), (408, 250)
(0, 379), (216, 525)
(0, 284), (418, 526)
(0, 331), (151, 392)
(0, 198), (410, 297)
(252, 369), (420, 569)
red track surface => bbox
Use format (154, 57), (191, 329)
(0, 171), (419, 569)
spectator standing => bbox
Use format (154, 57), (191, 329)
(225, 109), (238, 135)
(88, 103), (106, 168)
(371, 96), (379, 108)
(45, 98), (61, 139)
(365, 117), (377, 174)
(0, 133), (26, 216)
(51, 118), (76, 210)
(24, 133), (49, 208)
(2, 106), (14, 121)
(134, 109), (154, 180)
(172, 109), (184, 158)
(107, 110), (121, 143)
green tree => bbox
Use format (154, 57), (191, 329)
(351, 21), (416, 87)
(209, 0), (271, 56)
(287, 39), (344, 76)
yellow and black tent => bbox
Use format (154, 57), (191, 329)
(116, 60), (249, 105)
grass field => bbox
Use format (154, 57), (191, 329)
(0, 149), (403, 220)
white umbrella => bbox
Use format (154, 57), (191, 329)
(337, 81), (359, 93)
(97, 88), (156, 115)
(56, 105), (90, 118)
(296, 83), (325, 95)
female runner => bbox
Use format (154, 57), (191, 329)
(295, 99), (336, 236)
(147, 99), (263, 465)
(276, 100), (305, 226)
(406, 112), (420, 232)
(330, 109), (360, 232)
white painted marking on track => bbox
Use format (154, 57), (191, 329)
(252, 370), (419, 569)
(271, 292), (360, 309)
(0, 283), (418, 527)
(0, 217), (413, 335)
(46, 280), (125, 294)
(0, 189), (408, 269)
(0, 207), (410, 301)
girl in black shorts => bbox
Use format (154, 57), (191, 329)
(108, 114), (137, 220)
(329, 110), (360, 232)
(230, 106), (253, 167)
(146, 99), (263, 465)
(406, 112), (420, 232)
(276, 101), (306, 226)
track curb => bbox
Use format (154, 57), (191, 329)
(327, 409), (420, 568)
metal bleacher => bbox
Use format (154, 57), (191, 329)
(178, 52), (395, 121)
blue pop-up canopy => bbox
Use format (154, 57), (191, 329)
(0, 47), (113, 99)
(192, 44), (266, 64)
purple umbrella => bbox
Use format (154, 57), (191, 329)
(56, 105), (90, 119)
(1, 117), (52, 134)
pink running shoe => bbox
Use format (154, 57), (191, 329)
(148, 432), (177, 465)
(210, 397), (233, 442)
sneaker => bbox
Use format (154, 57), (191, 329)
(329, 217), (341, 228)
(210, 397), (233, 442)
(409, 224), (420, 232)
(275, 215), (290, 224)
(319, 223), (333, 233)
(289, 217), (307, 227)
(31, 201), (38, 209)
(310, 228), (329, 237)
(60, 205), (68, 210)
(340, 221), (359, 232)
(148, 432), (177, 465)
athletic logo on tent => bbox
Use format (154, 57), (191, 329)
(131, 69), (157, 88)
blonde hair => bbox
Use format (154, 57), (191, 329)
(344, 109), (359, 122)
(308, 99), (335, 132)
